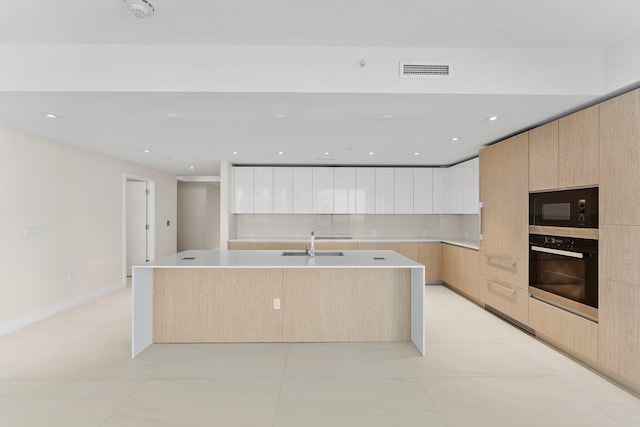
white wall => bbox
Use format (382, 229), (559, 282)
(177, 182), (220, 251)
(0, 126), (177, 330)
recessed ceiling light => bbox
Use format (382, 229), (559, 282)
(43, 113), (59, 119)
(232, 151), (239, 155)
(273, 113), (286, 119)
(323, 151), (331, 156)
(413, 152), (420, 156)
(368, 152), (375, 155)
(380, 114), (393, 119)
(278, 151), (285, 155)
(451, 137), (460, 142)
(165, 113), (180, 118)
(488, 115), (499, 121)
(143, 149), (151, 153)
(189, 166), (196, 170)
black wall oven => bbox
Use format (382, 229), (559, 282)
(529, 234), (598, 321)
(529, 187), (598, 229)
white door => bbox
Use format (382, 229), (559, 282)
(127, 181), (148, 276)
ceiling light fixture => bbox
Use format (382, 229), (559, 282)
(143, 149), (151, 153)
(381, 114), (393, 119)
(189, 166), (196, 170)
(278, 151), (285, 155)
(451, 137), (460, 142)
(124, 0), (155, 19)
(413, 152), (420, 156)
(488, 115), (499, 121)
(232, 151), (239, 155)
(368, 152), (374, 155)
(165, 113), (179, 119)
(43, 113), (58, 119)
(273, 113), (286, 120)
(323, 151), (331, 156)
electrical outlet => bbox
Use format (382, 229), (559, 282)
(273, 298), (280, 310)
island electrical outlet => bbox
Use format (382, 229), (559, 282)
(273, 298), (280, 310)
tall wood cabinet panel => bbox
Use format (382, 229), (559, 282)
(599, 279), (640, 385)
(558, 105), (599, 189)
(480, 133), (529, 260)
(480, 133), (529, 323)
(529, 121), (559, 191)
(600, 88), (640, 225)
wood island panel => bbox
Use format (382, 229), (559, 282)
(153, 268), (284, 343)
(282, 268), (411, 342)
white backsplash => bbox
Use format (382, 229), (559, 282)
(231, 214), (479, 240)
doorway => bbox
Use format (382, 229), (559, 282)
(123, 174), (155, 280)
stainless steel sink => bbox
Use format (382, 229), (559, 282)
(281, 251), (345, 257)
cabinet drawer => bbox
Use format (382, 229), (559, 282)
(480, 251), (528, 290)
(480, 276), (529, 325)
(529, 297), (598, 363)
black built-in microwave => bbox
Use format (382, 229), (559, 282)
(529, 187), (598, 229)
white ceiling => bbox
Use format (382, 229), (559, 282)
(1, 1), (640, 176)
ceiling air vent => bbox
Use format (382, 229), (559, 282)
(400, 62), (452, 79)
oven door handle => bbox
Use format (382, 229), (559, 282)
(530, 245), (584, 259)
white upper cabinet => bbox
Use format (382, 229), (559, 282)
(233, 167), (254, 213)
(273, 167), (293, 213)
(334, 168), (356, 214)
(355, 168), (375, 214)
(232, 163), (478, 215)
(413, 168), (434, 214)
(375, 168), (395, 214)
(292, 167), (313, 213)
(253, 167), (274, 213)
(394, 168), (414, 214)
(312, 167), (335, 213)
(432, 168), (447, 214)
(446, 159), (479, 214)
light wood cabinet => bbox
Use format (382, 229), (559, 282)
(227, 242), (271, 250)
(600, 88), (640, 225)
(558, 105), (599, 189)
(441, 244), (458, 286)
(480, 133), (529, 260)
(598, 279), (640, 385)
(418, 243), (441, 283)
(529, 298), (598, 364)
(529, 121), (559, 191)
(480, 133), (529, 323)
(480, 276), (529, 325)
(528, 106), (598, 191)
(440, 243), (479, 302)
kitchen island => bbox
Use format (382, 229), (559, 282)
(132, 249), (425, 357)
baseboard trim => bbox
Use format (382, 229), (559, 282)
(0, 281), (126, 336)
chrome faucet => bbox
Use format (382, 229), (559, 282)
(308, 231), (316, 257)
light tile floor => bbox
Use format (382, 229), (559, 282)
(0, 285), (638, 426)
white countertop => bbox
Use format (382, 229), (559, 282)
(135, 249), (425, 269)
(228, 237), (480, 250)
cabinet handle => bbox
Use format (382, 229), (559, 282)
(488, 280), (516, 297)
(486, 254), (517, 268)
(479, 201), (483, 241)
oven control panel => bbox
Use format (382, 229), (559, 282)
(530, 235), (597, 252)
